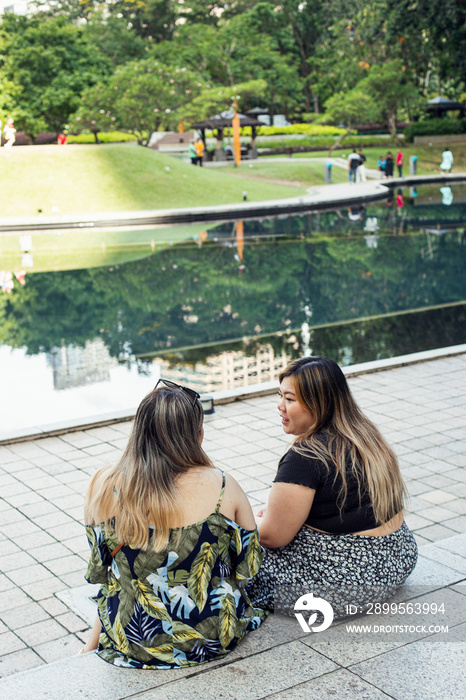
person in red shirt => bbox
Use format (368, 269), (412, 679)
(396, 150), (404, 177)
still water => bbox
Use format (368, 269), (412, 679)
(1, 184), (465, 435)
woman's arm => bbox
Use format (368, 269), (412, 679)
(80, 614), (101, 653)
(257, 482), (316, 548)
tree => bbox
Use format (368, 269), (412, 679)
(150, 16), (304, 119)
(179, 79), (268, 125)
(0, 14), (110, 138)
(71, 59), (205, 144)
(246, 0), (334, 113)
(322, 89), (379, 154)
(358, 60), (417, 140)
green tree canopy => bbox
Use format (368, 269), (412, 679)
(0, 13), (110, 137)
(71, 59), (206, 143)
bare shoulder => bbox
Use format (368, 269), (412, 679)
(222, 471), (256, 530)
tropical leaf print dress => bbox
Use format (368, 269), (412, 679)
(85, 471), (268, 668)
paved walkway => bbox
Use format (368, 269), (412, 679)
(1, 351), (466, 697)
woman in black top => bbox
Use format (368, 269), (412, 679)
(248, 356), (417, 618)
(385, 151), (394, 178)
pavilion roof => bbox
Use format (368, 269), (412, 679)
(426, 96), (466, 110)
(190, 111), (261, 129)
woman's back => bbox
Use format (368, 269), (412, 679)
(86, 468), (267, 668)
(83, 382), (267, 665)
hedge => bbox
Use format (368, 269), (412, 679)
(404, 118), (466, 142)
(257, 134), (396, 152)
(67, 131), (138, 144)
(255, 124), (347, 136)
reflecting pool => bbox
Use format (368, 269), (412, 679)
(1, 184), (465, 435)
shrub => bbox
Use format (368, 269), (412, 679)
(255, 124), (347, 136)
(403, 118), (466, 142)
(67, 131), (138, 144)
(257, 134), (397, 153)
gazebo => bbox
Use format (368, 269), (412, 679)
(190, 111), (262, 161)
(426, 96), (466, 118)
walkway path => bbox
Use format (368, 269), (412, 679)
(0, 349), (465, 697)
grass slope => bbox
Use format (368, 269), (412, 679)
(0, 144), (307, 218)
(231, 159), (348, 185)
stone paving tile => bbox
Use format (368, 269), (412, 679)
(54, 612), (88, 634)
(15, 619), (68, 647)
(39, 597), (69, 617)
(44, 555), (87, 577)
(21, 578), (65, 602)
(0, 648), (45, 678)
(0, 540), (21, 557)
(0, 603), (50, 630)
(60, 432), (102, 449)
(1, 551), (38, 573)
(418, 489), (457, 505)
(442, 515), (466, 533)
(445, 499), (466, 515)
(8, 564), (54, 587)
(414, 523), (460, 542)
(58, 571), (89, 589)
(33, 633), (83, 663)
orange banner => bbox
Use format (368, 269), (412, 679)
(232, 111), (241, 166)
(236, 221), (244, 261)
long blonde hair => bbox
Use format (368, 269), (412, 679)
(84, 385), (213, 551)
(280, 356), (406, 525)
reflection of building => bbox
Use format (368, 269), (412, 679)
(47, 338), (117, 390)
(159, 345), (289, 393)
(0, 1), (30, 14)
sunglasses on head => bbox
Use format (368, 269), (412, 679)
(154, 378), (201, 406)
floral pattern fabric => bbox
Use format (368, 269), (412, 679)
(85, 482), (268, 669)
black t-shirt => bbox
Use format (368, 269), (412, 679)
(274, 446), (379, 534)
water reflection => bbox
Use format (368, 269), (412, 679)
(0, 185), (465, 430)
(440, 186), (453, 206)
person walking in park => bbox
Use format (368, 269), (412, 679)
(194, 137), (205, 166)
(440, 147), (453, 174)
(188, 139), (197, 165)
(81, 380), (267, 666)
(356, 149), (367, 183)
(396, 150), (404, 177)
(3, 118), (16, 148)
(377, 156), (386, 177)
(348, 149), (360, 183)
(384, 151), (394, 178)
(248, 356), (417, 619)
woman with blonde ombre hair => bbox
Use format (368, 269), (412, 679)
(248, 356), (417, 618)
(81, 380), (267, 667)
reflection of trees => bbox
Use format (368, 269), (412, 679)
(308, 305), (466, 366)
(0, 224), (465, 363)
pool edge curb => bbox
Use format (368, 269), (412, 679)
(2, 343), (465, 446)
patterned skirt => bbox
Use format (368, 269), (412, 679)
(248, 521), (418, 619)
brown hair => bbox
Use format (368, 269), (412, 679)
(279, 356), (406, 524)
(84, 386), (213, 551)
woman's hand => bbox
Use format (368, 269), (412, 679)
(255, 505), (267, 523)
(80, 615), (101, 654)
(257, 483), (315, 549)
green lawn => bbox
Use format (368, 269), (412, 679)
(2, 141), (463, 221)
(0, 144), (308, 219)
(231, 159), (349, 185)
